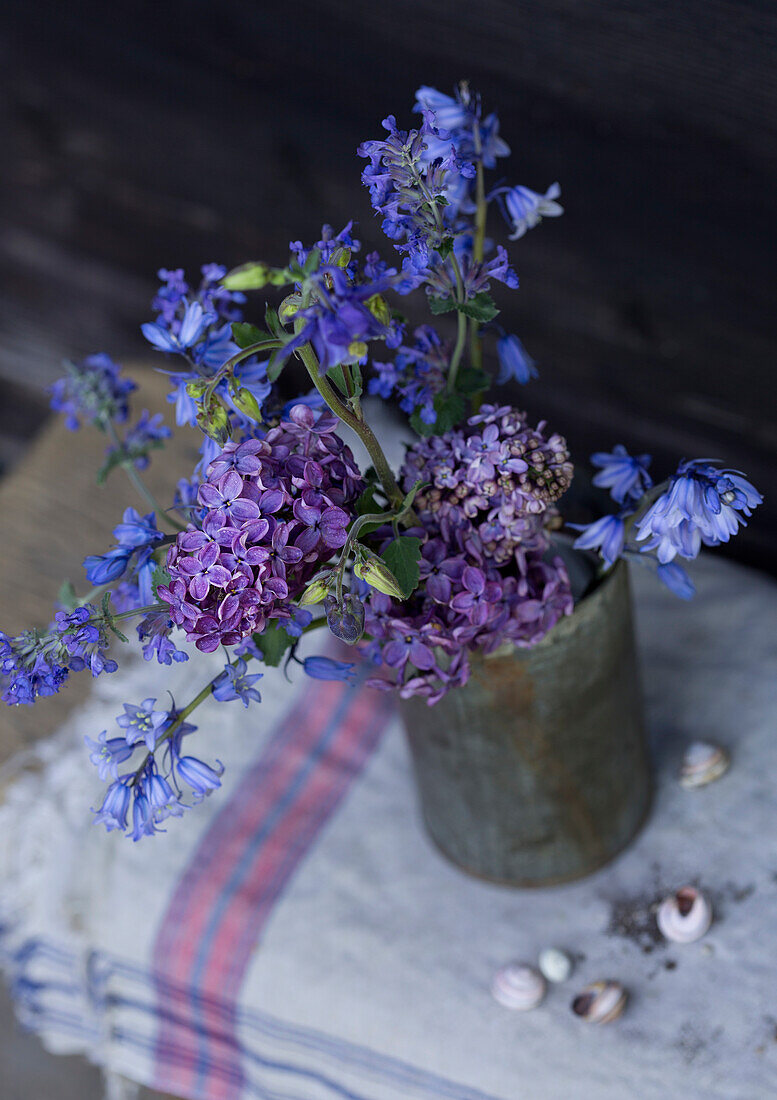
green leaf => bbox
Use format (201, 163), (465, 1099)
(231, 322), (266, 349)
(380, 536), (423, 599)
(151, 565), (171, 598)
(265, 306), (285, 339)
(437, 237), (455, 260)
(327, 364), (364, 401)
(355, 483), (380, 516)
(434, 391), (466, 432)
(255, 623), (295, 667)
(458, 292), (499, 323)
(456, 366), (491, 396)
(266, 347), (288, 383)
(399, 479), (425, 515)
(428, 295), (457, 315)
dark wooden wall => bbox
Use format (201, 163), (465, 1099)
(0, 1), (775, 570)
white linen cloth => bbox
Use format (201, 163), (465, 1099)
(1, 553), (776, 1100)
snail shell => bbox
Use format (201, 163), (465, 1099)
(491, 963), (546, 1010)
(680, 741), (730, 789)
(571, 981), (627, 1024)
(657, 886), (712, 943)
(538, 947), (573, 983)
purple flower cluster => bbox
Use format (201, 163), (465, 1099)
(402, 404), (573, 564)
(50, 354), (136, 431)
(364, 543), (572, 704)
(369, 325), (450, 425)
(1, 602), (119, 706)
(159, 405), (364, 652)
(358, 112), (476, 277)
(361, 404), (574, 702)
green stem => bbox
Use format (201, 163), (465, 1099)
(104, 421), (186, 531)
(447, 309), (468, 394)
(469, 157), (488, 374)
(295, 342), (403, 508)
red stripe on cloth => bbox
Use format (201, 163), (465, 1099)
(151, 676), (394, 1099)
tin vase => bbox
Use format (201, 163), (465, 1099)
(400, 559), (651, 887)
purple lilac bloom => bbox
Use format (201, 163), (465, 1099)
(496, 334), (537, 386)
(159, 404), (364, 653)
(369, 325), (450, 425)
(212, 658), (263, 707)
(402, 404), (573, 564)
(591, 445), (652, 504)
(361, 403), (574, 704)
(50, 354), (136, 430)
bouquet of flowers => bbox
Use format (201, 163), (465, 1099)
(0, 84), (761, 841)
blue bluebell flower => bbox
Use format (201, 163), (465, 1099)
(499, 183), (563, 240)
(302, 656), (357, 682)
(570, 515), (626, 567)
(116, 697), (169, 750)
(636, 460), (762, 563)
(212, 658), (263, 707)
(656, 561), (696, 600)
(496, 334), (537, 385)
(85, 731), (135, 781)
(175, 754), (223, 796)
(591, 445), (653, 505)
(83, 547), (133, 585)
(93, 779), (133, 832)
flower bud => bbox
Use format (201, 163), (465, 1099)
(365, 293), (391, 327)
(353, 548), (405, 600)
(298, 574), (332, 607)
(230, 388), (262, 422)
(324, 594), (365, 646)
(279, 293), (302, 323)
(222, 262), (272, 290)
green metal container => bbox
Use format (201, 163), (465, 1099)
(400, 560), (651, 887)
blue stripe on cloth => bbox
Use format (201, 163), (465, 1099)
(2, 940), (503, 1100)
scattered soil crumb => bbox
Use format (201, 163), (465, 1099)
(606, 891), (667, 953)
